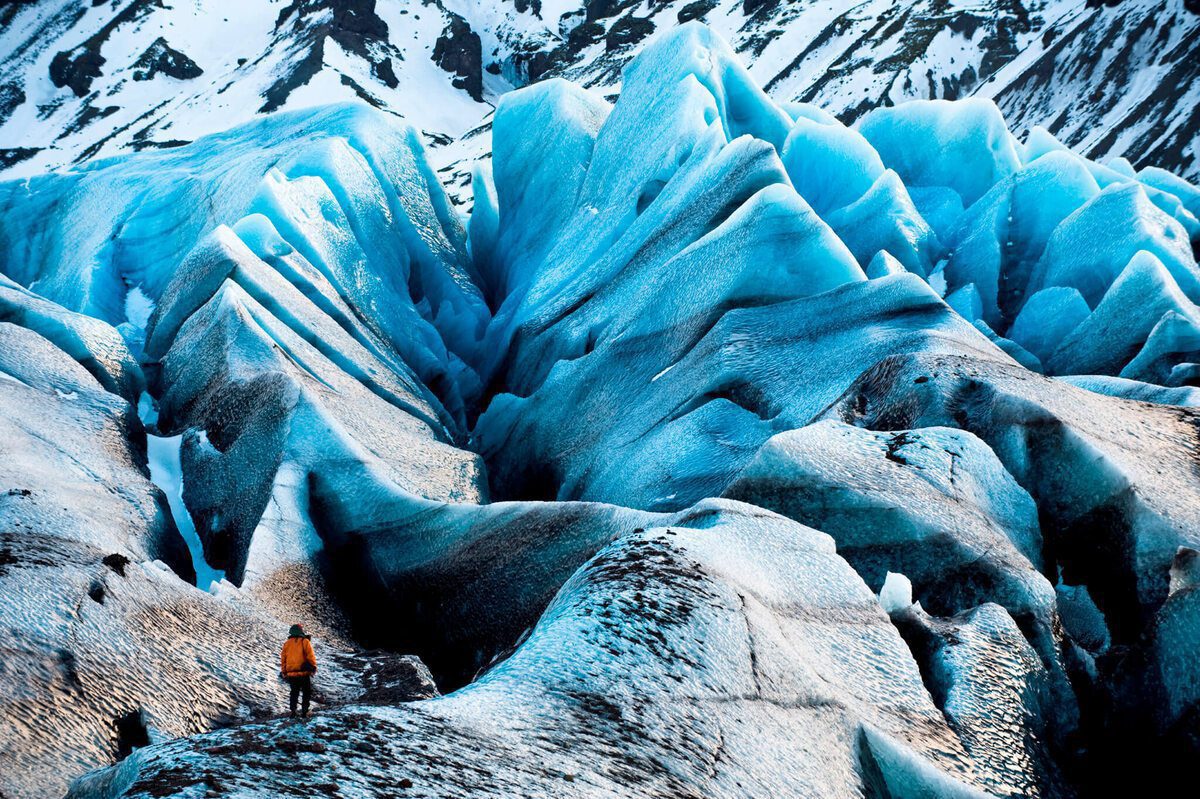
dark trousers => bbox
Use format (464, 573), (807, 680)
(287, 675), (312, 717)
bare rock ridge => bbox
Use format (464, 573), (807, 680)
(0, 18), (1198, 799)
(0, 0), (1196, 207)
(433, 12), (484, 102)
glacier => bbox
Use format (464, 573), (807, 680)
(0, 19), (1199, 799)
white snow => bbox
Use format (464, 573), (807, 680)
(650, 363), (675, 382)
(879, 571), (915, 615)
(145, 432), (226, 592)
(124, 286), (155, 329)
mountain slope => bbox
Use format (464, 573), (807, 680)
(0, 0), (504, 180)
(1, 0), (1197, 208)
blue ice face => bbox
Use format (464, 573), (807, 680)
(2, 17), (1200, 799)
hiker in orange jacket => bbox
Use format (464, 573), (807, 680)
(280, 623), (318, 718)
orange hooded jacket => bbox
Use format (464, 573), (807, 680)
(280, 635), (317, 678)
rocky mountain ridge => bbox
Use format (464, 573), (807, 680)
(1, 0), (1197, 206)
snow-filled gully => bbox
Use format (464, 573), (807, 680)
(127, 288), (227, 594)
(144, 431), (226, 593)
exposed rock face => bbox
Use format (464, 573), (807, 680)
(47, 45), (104, 97)
(45, 0), (161, 98)
(605, 15), (655, 51)
(0, 81), (24, 119)
(131, 38), (203, 82)
(433, 13), (484, 102)
(260, 0), (398, 114)
(0, 0), (1197, 207)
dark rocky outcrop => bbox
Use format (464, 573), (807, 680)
(47, 0), (162, 97)
(260, 0), (396, 113)
(49, 45), (105, 97)
(131, 37), (203, 82)
(677, 0), (719, 23)
(433, 13), (483, 101)
(605, 15), (654, 51)
(0, 81), (25, 121)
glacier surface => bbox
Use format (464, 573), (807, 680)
(0, 19), (1198, 799)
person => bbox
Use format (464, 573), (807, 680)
(279, 623), (317, 718)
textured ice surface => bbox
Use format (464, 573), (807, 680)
(0, 103), (488, 428)
(70, 505), (998, 798)
(1046, 251), (1200, 376)
(1008, 287), (1090, 364)
(0, 273), (144, 402)
(477, 273), (998, 510)
(1148, 551), (1200, 730)
(823, 353), (1200, 635)
(891, 603), (1072, 798)
(150, 239), (486, 581)
(779, 115), (885, 216)
(723, 421), (1052, 623)
(723, 419), (1079, 758)
(1, 18), (1199, 799)
(0, 105), (494, 799)
(0, 296), (440, 799)
(471, 63), (1002, 504)
(905, 126), (1200, 384)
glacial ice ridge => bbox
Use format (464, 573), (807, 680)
(1, 21), (1199, 799)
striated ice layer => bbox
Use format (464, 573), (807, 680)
(0, 102), (489, 431)
(0, 18), (1197, 799)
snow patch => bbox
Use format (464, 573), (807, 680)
(651, 363), (675, 382)
(124, 286), (155, 329)
(145, 432), (225, 592)
(879, 571), (914, 614)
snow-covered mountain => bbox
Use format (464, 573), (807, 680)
(1, 0), (1198, 206)
(2, 9), (1200, 799)
(0, 0), (503, 184)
